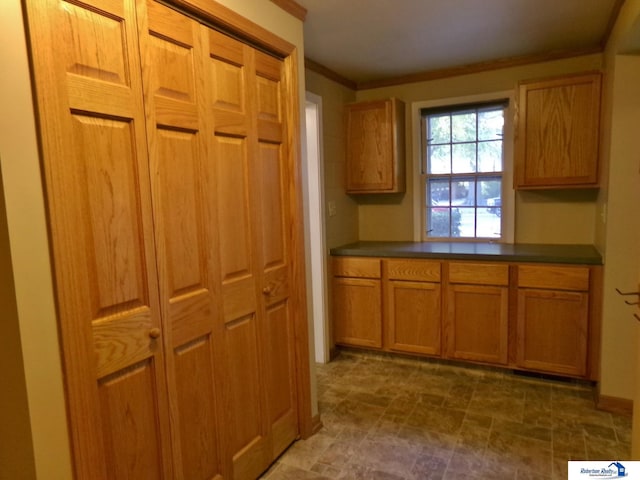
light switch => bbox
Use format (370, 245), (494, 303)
(328, 200), (337, 217)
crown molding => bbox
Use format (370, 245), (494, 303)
(601, 0), (626, 48)
(357, 47), (603, 90)
(269, 0), (307, 21)
(304, 57), (357, 90)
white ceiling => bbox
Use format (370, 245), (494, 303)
(297, 0), (621, 86)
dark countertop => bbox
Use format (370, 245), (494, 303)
(330, 241), (603, 265)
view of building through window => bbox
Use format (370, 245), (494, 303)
(422, 101), (506, 240)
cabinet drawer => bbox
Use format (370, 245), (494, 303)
(518, 265), (589, 291)
(386, 259), (440, 282)
(448, 262), (509, 286)
(333, 257), (381, 278)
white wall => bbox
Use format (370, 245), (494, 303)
(598, 0), (640, 400)
(0, 2), (73, 478)
(599, 54), (640, 401)
(305, 69), (359, 249)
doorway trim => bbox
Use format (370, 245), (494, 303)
(305, 91), (330, 364)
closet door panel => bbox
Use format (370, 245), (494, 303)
(255, 52), (299, 459)
(174, 338), (220, 480)
(209, 29), (248, 137)
(224, 314), (268, 479)
(216, 136), (253, 283)
(259, 143), (286, 274)
(24, 0), (173, 478)
(138, 2), (224, 479)
(98, 360), (164, 480)
(264, 300), (297, 457)
(207, 29), (272, 479)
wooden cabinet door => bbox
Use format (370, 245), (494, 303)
(387, 280), (441, 355)
(137, 2), (225, 479)
(24, 0), (173, 478)
(346, 98), (405, 193)
(516, 72), (601, 188)
(206, 29), (299, 479)
(516, 289), (589, 376)
(446, 284), (509, 364)
(333, 278), (382, 348)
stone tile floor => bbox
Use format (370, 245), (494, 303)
(261, 349), (632, 480)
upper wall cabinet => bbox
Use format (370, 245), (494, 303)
(515, 72), (601, 189)
(346, 98), (406, 193)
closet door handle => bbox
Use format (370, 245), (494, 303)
(149, 327), (161, 339)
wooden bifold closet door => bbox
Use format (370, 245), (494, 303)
(137, 2), (226, 479)
(24, 0), (306, 478)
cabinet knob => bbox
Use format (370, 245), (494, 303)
(149, 327), (161, 339)
(262, 286), (272, 296)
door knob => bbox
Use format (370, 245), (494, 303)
(149, 327), (161, 339)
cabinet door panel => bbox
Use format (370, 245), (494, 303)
(446, 285), (508, 364)
(517, 289), (588, 376)
(347, 100), (394, 191)
(387, 281), (441, 355)
(346, 98), (405, 193)
(516, 73), (600, 188)
(333, 278), (382, 348)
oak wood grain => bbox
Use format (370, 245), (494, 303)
(518, 264), (590, 291)
(346, 98), (405, 193)
(24, 0), (173, 477)
(333, 256), (381, 279)
(515, 72), (601, 188)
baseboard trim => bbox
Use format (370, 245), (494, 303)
(311, 413), (323, 435)
(596, 393), (633, 416)
(329, 347), (339, 361)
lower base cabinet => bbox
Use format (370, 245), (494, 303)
(333, 278), (382, 348)
(516, 265), (590, 377)
(447, 285), (509, 364)
(332, 257), (382, 348)
(331, 256), (600, 380)
(386, 259), (441, 355)
(445, 262), (509, 364)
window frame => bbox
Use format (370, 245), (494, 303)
(411, 92), (515, 243)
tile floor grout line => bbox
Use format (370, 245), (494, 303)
(261, 350), (632, 480)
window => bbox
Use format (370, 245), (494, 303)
(421, 100), (508, 241)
